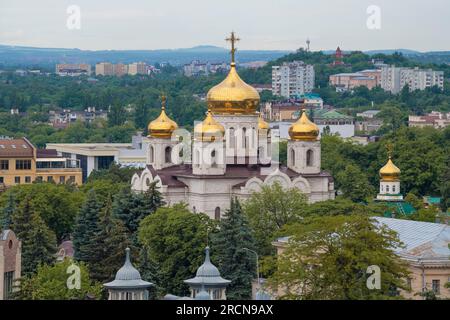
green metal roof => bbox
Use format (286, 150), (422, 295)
(381, 201), (416, 217)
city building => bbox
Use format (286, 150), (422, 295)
(408, 111), (450, 129)
(95, 62), (114, 76)
(46, 135), (147, 182)
(329, 69), (381, 92)
(55, 64), (91, 76)
(0, 137), (82, 189)
(131, 33), (335, 219)
(355, 110), (383, 133)
(273, 217), (450, 300)
(381, 66), (444, 94)
(103, 248), (153, 300)
(48, 107), (108, 127)
(262, 95), (323, 122)
(272, 61), (315, 98)
(332, 46), (345, 66)
(0, 229), (21, 300)
(114, 63), (129, 77)
(356, 110), (381, 119)
(128, 62), (148, 75)
(183, 61), (228, 77)
(184, 247), (231, 300)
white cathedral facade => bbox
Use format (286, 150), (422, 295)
(131, 33), (335, 219)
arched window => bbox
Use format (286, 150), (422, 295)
(306, 149), (314, 167)
(149, 146), (154, 163)
(392, 185), (396, 193)
(193, 206), (197, 213)
(195, 150), (201, 167)
(229, 127), (235, 148)
(214, 207), (221, 220)
(165, 146), (172, 163)
(290, 148), (295, 166)
(386, 185), (390, 193)
(242, 127), (247, 148)
(211, 150), (217, 168)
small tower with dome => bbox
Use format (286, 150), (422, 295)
(287, 109), (321, 174)
(103, 248), (153, 300)
(184, 246), (230, 300)
(146, 95), (179, 170)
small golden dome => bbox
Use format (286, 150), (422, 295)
(194, 109), (225, 142)
(379, 157), (401, 182)
(288, 109), (319, 141)
(148, 97), (178, 139)
(206, 64), (260, 114)
(258, 113), (270, 130)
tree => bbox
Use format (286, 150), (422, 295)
(242, 182), (308, 256)
(73, 190), (102, 263)
(88, 196), (132, 283)
(14, 259), (102, 300)
(335, 164), (375, 202)
(1, 191), (15, 229)
(439, 153), (450, 212)
(12, 196), (56, 275)
(268, 215), (410, 300)
(138, 204), (215, 297)
(211, 198), (256, 300)
(108, 100), (126, 127)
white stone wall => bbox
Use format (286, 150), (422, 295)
(287, 140), (321, 174)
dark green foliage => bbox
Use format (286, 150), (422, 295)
(211, 198), (257, 300)
(1, 191), (15, 229)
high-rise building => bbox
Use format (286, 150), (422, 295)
(114, 63), (128, 77)
(272, 61), (315, 98)
(381, 66), (444, 94)
(95, 62), (114, 76)
(55, 64), (91, 76)
(128, 62), (148, 75)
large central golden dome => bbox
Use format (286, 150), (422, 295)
(206, 32), (260, 114)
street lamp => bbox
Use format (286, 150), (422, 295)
(243, 248), (260, 288)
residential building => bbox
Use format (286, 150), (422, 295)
(356, 110), (381, 119)
(55, 64), (91, 76)
(114, 63), (128, 77)
(408, 111), (450, 129)
(183, 61), (228, 77)
(95, 62), (114, 76)
(329, 69), (381, 92)
(355, 110), (383, 133)
(381, 66), (444, 94)
(272, 61), (315, 98)
(128, 62), (148, 75)
(0, 137), (82, 188)
(48, 107), (108, 127)
(0, 229), (21, 300)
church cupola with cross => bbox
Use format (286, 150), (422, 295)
(377, 145), (403, 201)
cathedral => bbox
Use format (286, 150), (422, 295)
(131, 33), (335, 219)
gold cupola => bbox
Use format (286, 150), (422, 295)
(206, 32), (260, 114)
(194, 109), (225, 142)
(258, 112), (270, 135)
(288, 109), (319, 141)
(379, 156), (401, 182)
(148, 96), (178, 139)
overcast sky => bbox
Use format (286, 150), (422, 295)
(0, 0), (449, 51)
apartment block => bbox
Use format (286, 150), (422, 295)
(272, 61), (315, 98)
(381, 66), (444, 94)
(95, 62), (115, 76)
(55, 64), (91, 76)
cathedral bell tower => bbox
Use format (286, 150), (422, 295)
(146, 96), (179, 170)
(193, 109), (226, 175)
(287, 109), (321, 174)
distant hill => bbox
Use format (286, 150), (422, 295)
(0, 44), (290, 69)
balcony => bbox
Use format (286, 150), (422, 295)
(36, 158), (81, 172)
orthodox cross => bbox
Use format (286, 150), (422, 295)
(386, 143), (393, 158)
(161, 94), (166, 110)
(226, 31), (240, 64)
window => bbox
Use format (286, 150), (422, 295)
(35, 176), (43, 183)
(16, 160), (31, 170)
(149, 146), (154, 163)
(0, 177), (3, 184)
(165, 146), (172, 163)
(306, 150), (314, 167)
(392, 185), (396, 193)
(25, 176), (31, 183)
(0, 160), (9, 170)
(432, 280), (440, 294)
(14, 176), (20, 184)
(69, 176), (75, 183)
(211, 150), (217, 168)
(59, 176), (65, 184)
(3, 271), (14, 300)
(47, 176), (54, 183)
(215, 207), (221, 220)
(386, 185), (390, 193)
(290, 149), (295, 166)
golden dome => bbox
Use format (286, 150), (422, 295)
(148, 97), (178, 139)
(379, 157), (401, 182)
(288, 109), (319, 141)
(258, 113), (270, 135)
(206, 64), (260, 114)
(194, 109), (225, 142)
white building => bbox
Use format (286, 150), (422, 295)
(381, 66), (444, 94)
(272, 61), (315, 98)
(132, 37), (334, 219)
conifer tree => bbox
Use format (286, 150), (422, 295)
(211, 198), (257, 300)
(73, 190), (102, 263)
(89, 196), (131, 282)
(2, 191), (16, 229)
(12, 196), (56, 275)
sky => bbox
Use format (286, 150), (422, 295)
(0, 0), (449, 52)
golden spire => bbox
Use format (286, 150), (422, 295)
(206, 32), (260, 115)
(147, 95), (178, 139)
(226, 31), (240, 65)
(379, 144), (401, 182)
(288, 108), (319, 141)
(194, 108), (225, 142)
(258, 112), (270, 131)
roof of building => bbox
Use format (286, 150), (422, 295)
(0, 137), (34, 158)
(103, 248), (153, 289)
(292, 109), (354, 120)
(380, 201), (416, 216)
(37, 149), (61, 158)
(184, 247), (231, 287)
